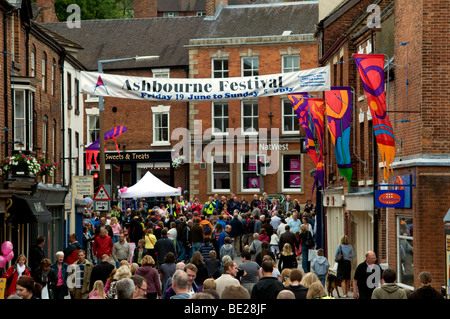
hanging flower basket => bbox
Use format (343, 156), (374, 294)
(36, 155), (58, 177)
(172, 154), (186, 169)
(0, 153), (46, 178)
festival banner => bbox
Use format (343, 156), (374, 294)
(354, 54), (395, 180)
(81, 66), (330, 101)
(324, 86), (354, 186)
(288, 94), (324, 196)
(308, 98), (325, 190)
(288, 93), (318, 166)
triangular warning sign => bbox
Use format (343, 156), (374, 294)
(93, 185), (110, 201)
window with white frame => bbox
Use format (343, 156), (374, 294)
(282, 154), (302, 191)
(13, 89), (34, 151)
(212, 102), (228, 135)
(282, 55), (299, 73)
(242, 57), (259, 77)
(212, 59), (229, 78)
(87, 114), (99, 145)
(30, 46), (36, 77)
(242, 100), (258, 134)
(397, 216), (414, 287)
(212, 155), (230, 192)
(42, 117), (48, 157)
(42, 52), (47, 92)
(67, 72), (72, 109)
(152, 68), (170, 78)
(282, 99), (299, 134)
(163, 12), (179, 17)
(51, 58), (56, 96)
(151, 105), (170, 145)
(241, 155), (260, 191)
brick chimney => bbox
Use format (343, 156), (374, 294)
(206, 0), (228, 16)
(35, 0), (59, 23)
(133, 0), (158, 18)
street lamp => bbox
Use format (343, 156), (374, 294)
(97, 55), (159, 186)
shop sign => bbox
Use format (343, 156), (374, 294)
(375, 189), (405, 208)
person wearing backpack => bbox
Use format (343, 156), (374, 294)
(199, 216), (214, 240)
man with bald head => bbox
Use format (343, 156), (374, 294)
(353, 251), (382, 299)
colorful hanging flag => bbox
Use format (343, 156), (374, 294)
(288, 94), (324, 197)
(288, 93), (318, 166)
(308, 98), (325, 190)
(324, 86), (354, 186)
(85, 126), (128, 170)
(354, 54), (395, 180)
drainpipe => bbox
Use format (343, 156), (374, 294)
(59, 51), (66, 186)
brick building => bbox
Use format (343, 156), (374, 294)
(44, 15), (205, 204)
(0, 0), (78, 264)
(316, 0), (450, 292)
(187, 2), (320, 209)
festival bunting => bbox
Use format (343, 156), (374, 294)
(288, 94), (324, 197)
(354, 54), (395, 180)
(324, 87), (354, 186)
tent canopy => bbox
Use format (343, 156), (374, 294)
(120, 171), (181, 198)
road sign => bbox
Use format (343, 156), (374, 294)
(93, 185), (110, 201)
(94, 200), (110, 211)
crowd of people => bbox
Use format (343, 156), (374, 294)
(1, 193), (444, 300)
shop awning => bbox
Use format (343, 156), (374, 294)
(7, 194), (52, 224)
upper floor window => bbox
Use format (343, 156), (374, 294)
(242, 57), (259, 77)
(13, 89), (34, 151)
(152, 68), (170, 78)
(212, 102), (228, 135)
(151, 105), (170, 146)
(282, 55), (299, 73)
(42, 52), (47, 92)
(282, 99), (299, 134)
(242, 100), (258, 134)
(212, 59), (229, 78)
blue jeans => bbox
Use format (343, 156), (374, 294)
(192, 242), (202, 254)
(177, 240), (186, 261)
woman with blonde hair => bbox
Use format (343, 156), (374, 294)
(280, 268), (292, 287)
(89, 280), (105, 299)
(135, 255), (162, 299)
(105, 265), (132, 299)
(306, 281), (332, 299)
(300, 272), (320, 288)
(278, 243), (298, 272)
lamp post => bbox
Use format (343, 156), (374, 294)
(97, 55), (159, 186)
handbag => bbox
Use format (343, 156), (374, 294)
(335, 245), (344, 262)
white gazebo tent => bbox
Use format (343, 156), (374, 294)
(119, 171), (181, 198)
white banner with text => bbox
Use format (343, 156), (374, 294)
(80, 66), (330, 101)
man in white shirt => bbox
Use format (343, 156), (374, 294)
(215, 260), (240, 297)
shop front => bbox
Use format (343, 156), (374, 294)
(103, 150), (175, 202)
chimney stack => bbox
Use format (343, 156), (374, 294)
(133, 0), (158, 18)
(206, 0), (228, 16)
(35, 0), (59, 23)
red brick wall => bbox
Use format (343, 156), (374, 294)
(85, 67), (189, 190)
(190, 42), (319, 203)
(29, 32), (63, 184)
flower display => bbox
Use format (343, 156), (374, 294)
(172, 153), (186, 169)
(0, 153), (57, 177)
(36, 155), (58, 177)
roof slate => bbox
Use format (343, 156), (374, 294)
(42, 2), (318, 71)
(43, 17), (204, 70)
